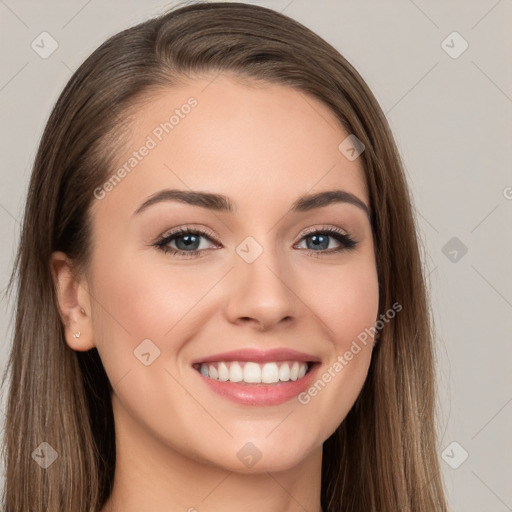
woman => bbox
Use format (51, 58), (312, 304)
(1, 2), (448, 511)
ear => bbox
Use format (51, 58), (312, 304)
(50, 251), (95, 351)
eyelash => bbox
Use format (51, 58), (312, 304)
(153, 225), (358, 259)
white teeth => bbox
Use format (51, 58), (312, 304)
(208, 364), (218, 380)
(278, 363), (290, 382)
(218, 362), (229, 382)
(290, 362), (299, 381)
(229, 362), (243, 382)
(261, 362), (279, 384)
(198, 361), (310, 384)
(243, 362), (261, 383)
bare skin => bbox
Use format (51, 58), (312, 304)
(52, 73), (379, 512)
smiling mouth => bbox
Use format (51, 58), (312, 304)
(192, 360), (315, 384)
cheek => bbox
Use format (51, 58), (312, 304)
(87, 248), (228, 388)
(306, 258), (380, 346)
(90, 249), (213, 340)
(295, 259), (379, 427)
(86, 248), (183, 381)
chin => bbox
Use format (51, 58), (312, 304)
(202, 435), (321, 474)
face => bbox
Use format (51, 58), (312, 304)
(69, 74), (379, 473)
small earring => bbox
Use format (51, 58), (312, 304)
(80, 307), (85, 314)
(72, 331), (81, 338)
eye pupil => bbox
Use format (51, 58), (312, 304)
(308, 234), (329, 251)
(176, 234), (200, 250)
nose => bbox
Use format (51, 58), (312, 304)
(223, 248), (297, 331)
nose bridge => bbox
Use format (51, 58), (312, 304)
(224, 232), (297, 328)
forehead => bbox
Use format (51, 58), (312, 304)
(92, 74), (369, 221)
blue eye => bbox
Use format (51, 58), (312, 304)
(154, 226), (357, 258)
(297, 227), (357, 254)
(154, 227), (218, 258)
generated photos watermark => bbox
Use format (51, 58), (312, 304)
(93, 97), (198, 200)
(298, 301), (402, 405)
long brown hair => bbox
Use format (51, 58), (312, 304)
(1, 2), (448, 510)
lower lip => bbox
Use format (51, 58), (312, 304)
(194, 363), (320, 406)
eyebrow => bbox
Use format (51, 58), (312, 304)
(133, 188), (370, 218)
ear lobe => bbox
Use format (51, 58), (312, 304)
(50, 251), (95, 351)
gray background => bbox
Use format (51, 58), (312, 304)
(0, 0), (511, 510)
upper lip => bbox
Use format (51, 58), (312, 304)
(191, 348), (321, 365)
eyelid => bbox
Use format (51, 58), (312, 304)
(158, 225), (218, 244)
(299, 224), (350, 238)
